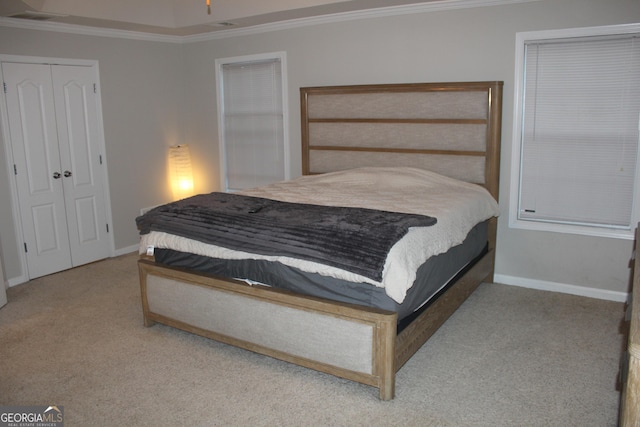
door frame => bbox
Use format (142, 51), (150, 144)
(0, 54), (115, 284)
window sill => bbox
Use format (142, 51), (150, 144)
(508, 217), (635, 240)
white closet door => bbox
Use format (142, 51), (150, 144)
(2, 62), (72, 278)
(2, 61), (110, 279)
(51, 65), (110, 266)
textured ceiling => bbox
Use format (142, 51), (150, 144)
(0, 0), (440, 36)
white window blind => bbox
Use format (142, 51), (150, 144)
(220, 56), (286, 191)
(518, 34), (640, 230)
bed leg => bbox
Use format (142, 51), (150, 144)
(379, 376), (395, 400)
(377, 316), (396, 400)
(143, 316), (156, 327)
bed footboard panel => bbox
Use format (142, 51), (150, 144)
(138, 259), (398, 399)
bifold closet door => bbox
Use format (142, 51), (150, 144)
(2, 62), (109, 279)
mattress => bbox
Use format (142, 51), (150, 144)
(151, 220), (488, 325)
(139, 167), (500, 304)
(137, 192), (437, 282)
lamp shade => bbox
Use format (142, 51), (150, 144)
(168, 144), (194, 200)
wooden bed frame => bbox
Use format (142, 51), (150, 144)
(138, 81), (503, 400)
(620, 223), (639, 425)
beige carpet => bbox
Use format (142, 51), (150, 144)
(0, 254), (626, 426)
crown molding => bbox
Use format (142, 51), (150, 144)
(184, 0), (540, 42)
(0, 16), (183, 43)
(0, 0), (541, 44)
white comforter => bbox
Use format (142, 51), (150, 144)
(140, 167), (499, 303)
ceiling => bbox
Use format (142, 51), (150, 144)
(0, 0), (440, 36)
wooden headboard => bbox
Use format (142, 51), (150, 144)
(300, 81), (503, 202)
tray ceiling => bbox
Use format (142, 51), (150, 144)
(0, 0), (441, 36)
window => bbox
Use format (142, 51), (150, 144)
(510, 24), (640, 239)
(215, 52), (289, 192)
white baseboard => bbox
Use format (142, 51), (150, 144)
(493, 274), (629, 303)
(8, 274), (29, 288)
(8, 245), (139, 287)
(114, 244), (139, 257)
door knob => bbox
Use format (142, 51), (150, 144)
(53, 172), (61, 179)
(64, 170), (72, 177)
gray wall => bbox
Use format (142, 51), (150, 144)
(1, 0), (639, 296)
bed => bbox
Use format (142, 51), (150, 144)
(137, 81), (503, 400)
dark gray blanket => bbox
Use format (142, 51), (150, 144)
(136, 192), (436, 281)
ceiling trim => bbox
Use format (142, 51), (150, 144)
(0, 17), (184, 43)
(184, 0), (540, 42)
(0, 0), (541, 44)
